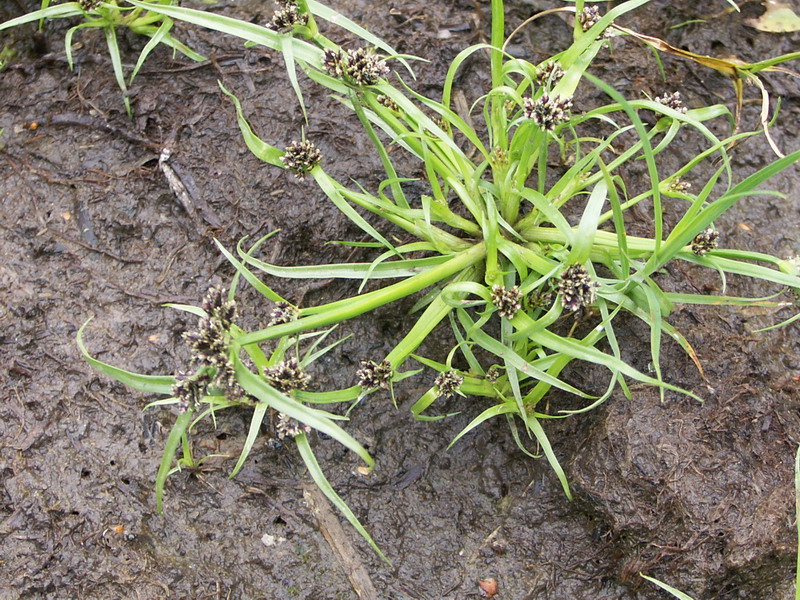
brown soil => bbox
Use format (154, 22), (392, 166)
(1, 1), (799, 599)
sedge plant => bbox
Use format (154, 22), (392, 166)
(0, 0), (206, 113)
(77, 0), (800, 556)
(78, 264), (391, 563)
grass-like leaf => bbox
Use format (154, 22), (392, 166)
(229, 402), (268, 478)
(0, 3), (82, 30)
(233, 353), (374, 469)
(127, 0), (322, 64)
(295, 433), (391, 565)
(796, 444), (800, 600)
(155, 409), (193, 513)
(640, 574), (696, 600)
(219, 83), (284, 167)
(77, 319), (175, 394)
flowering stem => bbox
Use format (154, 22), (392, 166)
(490, 0), (507, 151)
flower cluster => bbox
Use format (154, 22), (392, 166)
(557, 265), (599, 312)
(281, 139), (322, 179)
(172, 370), (211, 412)
(579, 5), (602, 31)
(347, 48), (390, 85)
(184, 316), (229, 372)
(377, 94), (399, 112)
(524, 94), (573, 131)
(485, 366), (501, 384)
(79, 0), (101, 11)
(262, 356), (311, 393)
(535, 61), (564, 87)
(525, 288), (553, 311)
(491, 284), (522, 319)
(275, 413), (311, 440)
(322, 49), (346, 78)
(201, 285), (237, 328)
(433, 115), (451, 134)
(322, 47), (390, 86)
(655, 91), (687, 114)
(579, 5), (615, 36)
(266, 1), (308, 32)
(267, 301), (298, 326)
(490, 146), (508, 167)
(172, 286), (242, 409)
(434, 370), (464, 399)
(357, 359), (393, 390)
(691, 227), (719, 256)
(667, 177), (692, 194)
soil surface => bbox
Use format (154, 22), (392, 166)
(1, 1), (799, 599)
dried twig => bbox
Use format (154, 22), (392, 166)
(302, 483), (379, 600)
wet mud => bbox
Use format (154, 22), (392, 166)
(1, 1), (799, 598)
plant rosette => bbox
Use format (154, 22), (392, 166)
(76, 0), (800, 556)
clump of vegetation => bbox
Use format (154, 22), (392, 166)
(78, 277), (390, 561)
(42, 0), (797, 559)
(0, 0), (206, 113)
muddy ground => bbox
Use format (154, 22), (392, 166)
(1, 0), (799, 598)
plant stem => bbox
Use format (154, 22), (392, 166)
(489, 0), (507, 151)
(521, 226), (661, 256)
(237, 243), (487, 345)
(385, 267), (478, 367)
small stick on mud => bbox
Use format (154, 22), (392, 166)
(159, 143), (222, 228)
(46, 226), (144, 264)
(302, 483), (379, 600)
(159, 147), (198, 223)
(47, 113), (159, 150)
(243, 484), (310, 531)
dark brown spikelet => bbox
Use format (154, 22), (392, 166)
(357, 359), (393, 390)
(322, 47), (389, 86)
(172, 370), (212, 412)
(491, 285), (522, 319)
(377, 94), (399, 112)
(525, 288), (554, 312)
(202, 285), (237, 329)
(655, 91), (688, 114)
(434, 370), (464, 399)
(281, 139), (322, 179)
(267, 301), (298, 326)
(691, 227), (719, 256)
(79, 0), (102, 10)
(322, 48), (346, 78)
(344, 48), (390, 86)
(184, 317), (229, 369)
(267, 5), (308, 32)
(263, 357), (311, 393)
(578, 6), (615, 37)
(275, 413), (311, 439)
(177, 286), (245, 401)
(536, 60), (565, 87)
(579, 6), (602, 31)
(202, 285), (226, 315)
(557, 264), (599, 312)
(523, 94), (573, 131)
